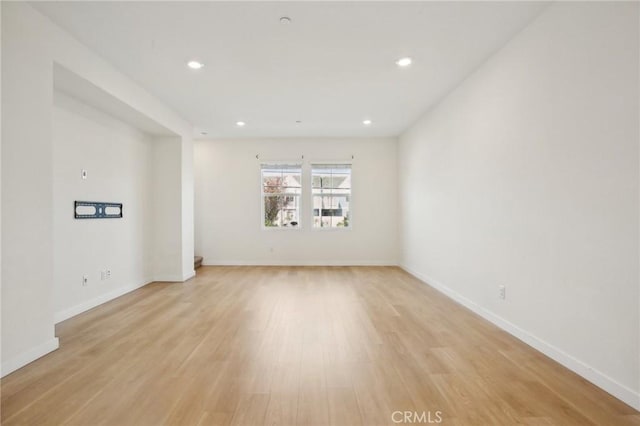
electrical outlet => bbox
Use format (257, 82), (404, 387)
(498, 285), (506, 300)
(106, 269), (111, 279)
(82, 275), (88, 286)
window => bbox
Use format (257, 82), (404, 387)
(312, 164), (351, 228)
(261, 164), (302, 228)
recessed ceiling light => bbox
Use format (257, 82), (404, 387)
(187, 60), (204, 69)
(200, 131), (208, 135)
(280, 16), (292, 24)
(395, 57), (412, 67)
(296, 120), (302, 124)
(363, 119), (372, 126)
(236, 121), (246, 127)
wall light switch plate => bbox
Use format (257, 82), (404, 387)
(81, 169), (88, 180)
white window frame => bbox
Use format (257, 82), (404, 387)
(310, 162), (353, 231)
(260, 162), (303, 230)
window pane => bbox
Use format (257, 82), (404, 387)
(312, 189), (330, 197)
(320, 195), (334, 228)
(282, 171), (301, 188)
(331, 189), (350, 196)
(263, 175), (282, 190)
(312, 195), (322, 211)
(334, 173), (351, 189)
(282, 186), (301, 195)
(264, 195), (282, 227)
(311, 164), (351, 228)
(262, 165), (301, 229)
(334, 195), (349, 210)
(335, 204), (350, 228)
(321, 175), (334, 189)
(264, 195), (300, 228)
(281, 195), (300, 227)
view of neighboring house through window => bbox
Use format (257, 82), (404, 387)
(261, 164), (302, 228)
(312, 164), (351, 228)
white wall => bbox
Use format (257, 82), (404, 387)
(398, 2), (639, 409)
(2, 2), (58, 375)
(52, 93), (154, 322)
(0, 2), (3, 368)
(153, 137), (185, 281)
(181, 137), (195, 280)
(1, 2), (194, 376)
(195, 138), (397, 265)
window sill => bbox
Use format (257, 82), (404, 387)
(261, 226), (302, 231)
(311, 226), (353, 232)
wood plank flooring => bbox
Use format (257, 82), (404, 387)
(1, 266), (638, 425)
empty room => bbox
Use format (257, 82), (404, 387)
(1, 1), (639, 425)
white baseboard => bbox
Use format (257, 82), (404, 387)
(154, 273), (193, 282)
(399, 264), (640, 411)
(202, 260), (397, 266)
(54, 279), (152, 324)
(1, 337), (60, 377)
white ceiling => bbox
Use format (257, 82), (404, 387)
(32, 1), (547, 139)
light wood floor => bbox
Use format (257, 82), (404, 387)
(1, 266), (638, 425)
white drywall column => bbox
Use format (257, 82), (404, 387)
(181, 136), (195, 280)
(152, 136), (188, 281)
